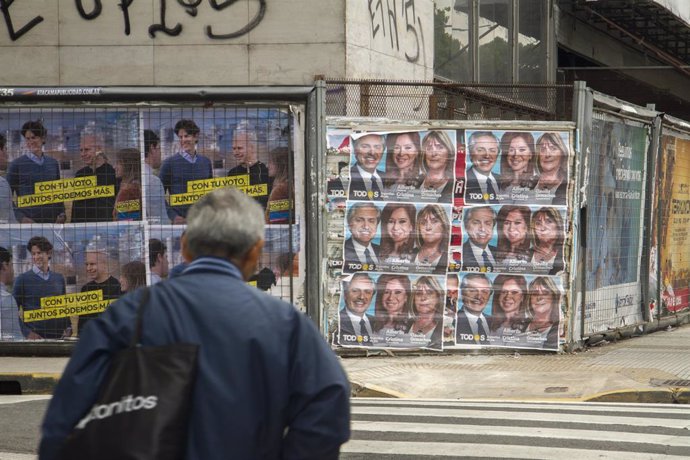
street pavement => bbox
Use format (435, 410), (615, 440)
(341, 323), (690, 402)
(0, 323), (689, 402)
(0, 320), (688, 459)
(2, 396), (688, 459)
(343, 398), (690, 459)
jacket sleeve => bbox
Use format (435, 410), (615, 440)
(12, 274), (29, 338)
(6, 160), (26, 222)
(38, 292), (140, 460)
(282, 311), (351, 460)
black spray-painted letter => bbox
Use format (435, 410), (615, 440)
(206, 0), (266, 40)
(75, 0), (103, 20)
(150, 0), (182, 37)
(119, 0), (134, 35)
(1, 0), (43, 41)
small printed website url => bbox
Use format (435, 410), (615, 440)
(35, 88), (102, 96)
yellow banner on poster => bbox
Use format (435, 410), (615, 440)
(268, 199), (290, 212)
(34, 176), (98, 194)
(169, 191), (208, 206)
(40, 290), (104, 308)
(170, 182), (268, 206)
(23, 300), (113, 322)
(115, 199), (140, 213)
(240, 184), (268, 197)
(19, 176), (114, 207)
(186, 175), (250, 193)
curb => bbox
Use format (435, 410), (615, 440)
(583, 388), (690, 404)
(0, 373), (60, 395)
(350, 380), (409, 398)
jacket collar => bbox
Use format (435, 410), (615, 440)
(184, 256), (243, 280)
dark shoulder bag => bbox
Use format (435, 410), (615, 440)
(60, 287), (199, 460)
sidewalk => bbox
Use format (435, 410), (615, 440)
(341, 323), (690, 402)
(1, 324), (689, 402)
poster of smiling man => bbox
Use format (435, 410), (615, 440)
(449, 272), (562, 351)
(460, 205), (567, 276)
(338, 272), (446, 351)
(0, 222), (145, 341)
(342, 201), (453, 275)
(0, 110), (139, 224)
(142, 108), (291, 224)
(347, 130), (457, 204)
(464, 130), (571, 206)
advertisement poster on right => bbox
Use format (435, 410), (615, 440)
(658, 135), (690, 315)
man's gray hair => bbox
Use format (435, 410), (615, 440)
(80, 125), (105, 146)
(185, 188), (265, 260)
(462, 206), (496, 228)
(467, 131), (499, 154)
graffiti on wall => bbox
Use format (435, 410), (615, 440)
(368, 0), (426, 64)
(0, 0), (267, 41)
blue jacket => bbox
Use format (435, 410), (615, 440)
(39, 257), (350, 460)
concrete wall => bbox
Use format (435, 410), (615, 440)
(0, 0), (345, 86)
(0, 0), (434, 87)
(346, 0), (434, 81)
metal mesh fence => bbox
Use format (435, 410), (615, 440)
(0, 102), (299, 342)
(325, 80), (574, 121)
(582, 111), (650, 335)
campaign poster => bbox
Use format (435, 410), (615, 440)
(447, 272), (563, 351)
(0, 109), (139, 225)
(346, 130), (457, 204)
(342, 201), (452, 275)
(460, 205), (567, 275)
(0, 222), (145, 341)
(142, 108), (291, 225)
(326, 128), (351, 206)
(254, 224), (301, 301)
(147, 223), (301, 301)
(659, 135), (690, 314)
(585, 120), (646, 291)
(337, 272), (446, 351)
(583, 118), (647, 333)
(464, 130), (571, 206)
(448, 206), (464, 271)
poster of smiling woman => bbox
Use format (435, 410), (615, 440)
(337, 272), (446, 351)
(464, 130), (571, 206)
(347, 130), (457, 204)
(448, 272), (563, 351)
(460, 205), (567, 276)
(0, 222), (145, 341)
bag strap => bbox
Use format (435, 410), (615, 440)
(129, 287), (151, 348)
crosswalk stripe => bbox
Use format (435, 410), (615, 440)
(351, 405), (690, 429)
(351, 420), (690, 448)
(0, 396), (50, 405)
(350, 398), (690, 414)
(342, 440), (690, 459)
(0, 453), (36, 460)
(345, 399), (690, 459)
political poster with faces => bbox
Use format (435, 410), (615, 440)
(1, 111), (139, 226)
(337, 272), (446, 351)
(460, 205), (567, 276)
(464, 130), (571, 206)
(0, 222), (145, 340)
(346, 130), (457, 204)
(328, 125), (573, 351)
(342, 201), (453, 275)
(447, 272), (564, 351)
